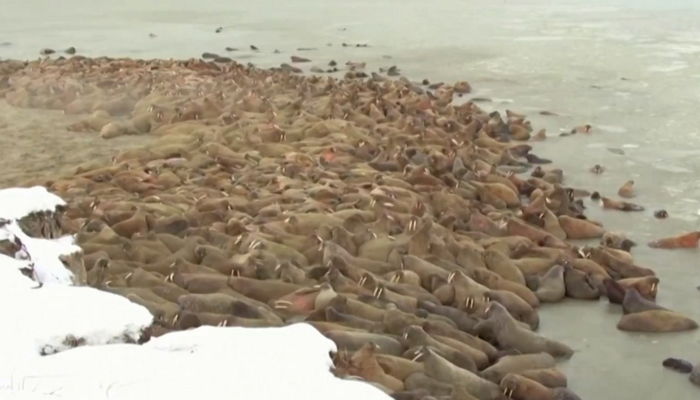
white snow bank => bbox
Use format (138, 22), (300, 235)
(0, 186), (65, 221)
(5, 324), (392, 400)
(0, 284), (153, 362)
(5, 220), (80, 285)
(0, 187), (153, 363)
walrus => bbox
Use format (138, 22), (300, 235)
(375, 353), (424, 381)
(402, 325), (479, 371)
(404, 372), (454, 397)
(564, 267), (600, 300)
(475, 302), (574, 358)
(600, 232), (636, 252)
(480, 353), (556, 383)
(325, 330), (404, 356)
(513, 257), (558, 276)
(500, 373), (581, 400)
(419, 300), (479, 333)
(519, 368), (568, 388)
(416, 347), (502, 400)
(617, 276), (658, 300)
(622, 288), (666, 314)
(274, 283), (338, 316)
(617, 310), (698, 332)
(325, 306), (379, 331)
(690, 363), (700, 387)
(662, 357), (693, 374)
(347, 343), (405, 392)
(586, 247), (655, 278)
(484, 249), (526, 285)
(470, 268), (539, 308)
(535, 265), (566, 303)
(617, 180), (636, 198)
(600, 196), (644, 212)
(327, 295), (386, 321)
(557, 215), (605, 239)
(648, 231), (700, 249)
(422, 320), (499, 360)
(228, 277), (302, 303)
(485, 290), (539, 330)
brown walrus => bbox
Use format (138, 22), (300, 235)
(648, 232), (700, 249)
(617, 310), (698, 332)
(480, 353), (556, 383)
(557, 215), (605, 239)
(622, 288), (666, 314)
(535, 265), (566, 303)
(500, 373), (581, 400)
(617, 180), (636, 198)
(475, 302), (573, 359)
(416, 347), (502, 400)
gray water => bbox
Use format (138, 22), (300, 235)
(2, 0), (700, 398)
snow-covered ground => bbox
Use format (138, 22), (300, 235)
(0, 187), (391, 400)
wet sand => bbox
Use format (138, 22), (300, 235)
(0, 100), (152, 186)
(2, 0), (700, 398)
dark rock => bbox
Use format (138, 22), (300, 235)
(40, 48), (55, 56)
(201, 52), (219, 59)
(64, 47), (76, 55)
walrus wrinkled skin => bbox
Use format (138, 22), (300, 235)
(622, 288), (666, 314)
(617, 310), (698, 332)
(535, 265), (566, 303)
(475, 302), (573, 359)
(480, 353), (556, 383)
(500, 373), (581, 400)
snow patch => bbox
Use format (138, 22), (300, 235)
(0, 187), (66, 221)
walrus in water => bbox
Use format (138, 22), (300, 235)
(475, 302), (573, 359)
(662, 357), (693, 374)
(617, 310), (698, 332)
(617, 180), (636, 198)
(648, 231), (700, 249)
(500, 373), (581, 400)
(690, 363), (700, 387)
(600, 232), (636, 252)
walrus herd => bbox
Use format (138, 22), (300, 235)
(1, 55), (698, 398)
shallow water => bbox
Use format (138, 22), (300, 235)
(2, 0), (700, 398)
